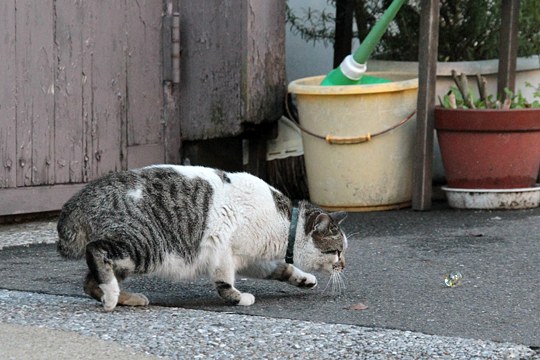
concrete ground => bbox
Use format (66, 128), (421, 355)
(0, 202), (539, 359)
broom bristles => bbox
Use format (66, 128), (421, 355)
(266, 155), (309, 200)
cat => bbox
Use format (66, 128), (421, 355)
(57, 165), (347, 311)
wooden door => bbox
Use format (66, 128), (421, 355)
(0, 0), (180, 216)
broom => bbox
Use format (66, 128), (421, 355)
(266, 94), (309, 200)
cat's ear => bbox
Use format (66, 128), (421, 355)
(330, 211), (347, 225)
(313, 213), (331, 234)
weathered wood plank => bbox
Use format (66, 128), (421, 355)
(126, 0), (163, 148)
(163, 82), (181, 164)
(0, 184), (85, 216)
(80, 0), (92, 182)
(127, 144), (165, 169)
(16, 0), (55, 186)
(497, 0), (520, 99)
(178, 0), (285, 140)
(412, 0), (439, 211)
(54, 0), (85, 184)
(243, 0), (286, 125)
(0, 0), (17, 188)
(83, 1), (127, 177)
(163, 0), (181, 164)
(178, 0), (244, 140)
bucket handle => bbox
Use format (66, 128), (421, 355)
(286, 94), (416, 145)
(298, 110), (416, 145)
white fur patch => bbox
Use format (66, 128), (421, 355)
(127, 187), (143, 201)
(238, 293), (255, 306)
(99, 277), (120, 311)
(115, 258), (136, 272)
(153, 251), (217, 281)
(290, 267), (318, 288)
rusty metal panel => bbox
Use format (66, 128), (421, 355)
(0, 0), (16, 188)
(126, 0), (164, 148)
(54, 0), (85, 184)
(16, 0), (55, 186)
(82, 1), (127, 177)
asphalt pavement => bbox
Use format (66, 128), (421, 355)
(0, 202), (539, 359)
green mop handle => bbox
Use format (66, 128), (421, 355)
(321, 0), (407, 86)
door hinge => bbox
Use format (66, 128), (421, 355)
(163, 12), (180, 84)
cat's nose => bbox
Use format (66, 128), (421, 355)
(339, 254), (346, 269)
(332, 256), (345, 271)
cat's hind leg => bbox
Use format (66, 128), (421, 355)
(83, 272), (149, 308)
(85, 241), (119, 311)
(85, 239), (148, 311)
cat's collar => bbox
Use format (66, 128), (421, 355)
(286, 207), (299, 264)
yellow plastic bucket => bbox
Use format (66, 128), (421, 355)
(288, 73), (418, 211)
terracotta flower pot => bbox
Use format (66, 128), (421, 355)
(435, 107), (540, 189)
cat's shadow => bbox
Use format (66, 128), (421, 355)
(122, 275), (319, 309)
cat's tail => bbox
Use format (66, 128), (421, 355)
(56, 209), (88, 260)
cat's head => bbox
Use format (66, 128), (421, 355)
(295, 204), (348, 273)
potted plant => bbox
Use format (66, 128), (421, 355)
(434, 72), (540, 209)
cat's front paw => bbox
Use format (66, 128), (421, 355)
(288, 268), (318, 289)
(238, 292), (255, 306)
(298, 273), (318, 288)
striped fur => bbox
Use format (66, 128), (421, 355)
(57, 165), (347, 310)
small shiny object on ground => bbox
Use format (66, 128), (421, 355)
(444, 271), (463, 287)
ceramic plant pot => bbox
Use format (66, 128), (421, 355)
(369, 57), (540, 183)
(435, 107), (540, 189)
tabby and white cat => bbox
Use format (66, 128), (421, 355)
(57, 165), (347, 311)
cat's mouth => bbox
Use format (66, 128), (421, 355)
(332, 263), (344, 272)
(332, 256), (345, 272)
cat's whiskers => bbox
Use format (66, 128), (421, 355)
(322, 275), (334, 294)
(336, 271), (346, 293)
(322, 270), (347, 296)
